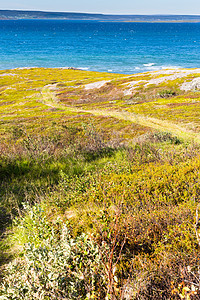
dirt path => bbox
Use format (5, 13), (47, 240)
(40, 86), (200, 144)
(83, 109), (200, 143)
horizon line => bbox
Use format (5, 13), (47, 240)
(1, 9), (200, 16)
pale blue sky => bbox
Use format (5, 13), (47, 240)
(0, 0), (200, 15)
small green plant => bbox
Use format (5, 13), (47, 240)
(0, 205), (106, 299)
(126, 142), (162, 165)
(150, 131), (182, 144)
(158, 89), (176, 98)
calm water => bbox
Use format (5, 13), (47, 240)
(0, 20), (200, 74)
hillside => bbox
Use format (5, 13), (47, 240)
(0, 68), (200, 299)
(1, 10), (200, 22)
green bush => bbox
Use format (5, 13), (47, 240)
(150, 131), (182, 144)
(0, 206), (105, 300)
(158, 89), (176, 98)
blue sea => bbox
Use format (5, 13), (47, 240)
(0, 20), (200, 74)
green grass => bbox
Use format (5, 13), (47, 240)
(1, 68), (200, 299)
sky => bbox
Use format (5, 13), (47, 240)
(0, 0), (200, 15)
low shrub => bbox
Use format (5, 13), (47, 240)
(158, 89), (176, 98)
(126, 142), (162, 165)
(149, 131), (182, 145)
(0, 205), (106, 300)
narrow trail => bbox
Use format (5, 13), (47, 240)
(80, 109), (200, 143)
(41, 86), (200, 144)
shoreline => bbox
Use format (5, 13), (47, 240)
(1, 67), (200, 86)
(0, 66), (196, 76)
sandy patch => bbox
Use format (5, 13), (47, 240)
(84, 80), (110, 90)
(145, 69), (200, 87)
(123, 80), (146, 95)
(122, 68), (200, 95)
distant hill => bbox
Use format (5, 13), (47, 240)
(1, 10), (200, 22)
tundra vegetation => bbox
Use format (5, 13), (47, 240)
(0, 68), (200, 299)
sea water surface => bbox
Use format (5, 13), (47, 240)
(0, 20), (200, 74)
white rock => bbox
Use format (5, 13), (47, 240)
(180, 77), (200, 91)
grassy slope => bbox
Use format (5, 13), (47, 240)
(1, 67), (200, 141)
(0, 68), (200, 299)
